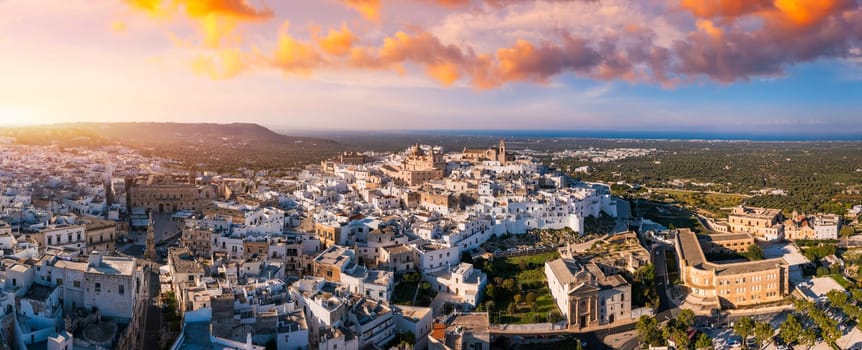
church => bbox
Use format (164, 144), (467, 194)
(461, 139), (508, 165)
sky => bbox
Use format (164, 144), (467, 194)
(0, 0), (861, 135)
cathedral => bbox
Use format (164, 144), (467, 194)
(461, 139), (508, 165)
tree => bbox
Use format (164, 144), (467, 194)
(507, 303), (517, 315)
(637, 315), (664, 346)
(484, 301), (495, 313)
(841, 225), (855, 245)
(754, 322), (773, 348)
(826, 290), (849, 309)
(678, 309), (696, 329)
(779, 314), (803, 345)
(668, 327), (691, 350)
(695, 332), (713, 350)
(502, 279), (516, 292)
(733, 316), (755, 348)
(526, 292), (538, 304)
(800, 327), (817, 348)
(513, 294), (522, 304)
(399, 331), (416, 346)
(746, 244), (764, 261)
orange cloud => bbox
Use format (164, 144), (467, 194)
(111, 20), (128, 33)
(123, 0), (273, 48)
(317, 25), (357, 56)
(680, 0), (851, 28)
(696, 19), (723, 38)
(426, 62), (460, 85)
(772, 0), (844, 26)
(679, 0), (772, 19)
(181, 0), (274, 20)
(272, 22), (321, 76)
(191, 48), (248, 79)
(341, 0), (381, 22)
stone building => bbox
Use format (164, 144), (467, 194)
(675, 229), (789, 310)
(699, 233), (755, 254)
(83, 218), (118, 253)
(127, 174), (200, 213)
(461, 140), (508, 165)
(33, 252), (139, 321)
(727, 206), (784, 241)
(545, 258), (631, 329)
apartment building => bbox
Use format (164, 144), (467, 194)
(675, 229), (789, 309)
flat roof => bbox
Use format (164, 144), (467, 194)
(23, 283), (56, 301)
(701, 233), (753, 242)
(677, 229), (786, 275)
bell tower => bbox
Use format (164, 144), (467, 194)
(143, 210), (157, 260)
(498, 139), (507, 165)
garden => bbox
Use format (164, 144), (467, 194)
(474, 251), (564, 324)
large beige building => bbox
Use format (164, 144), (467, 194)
(382, 145), (444, 186)
(127, 174), (201, 213)
(699, 233), (755, 254)
(727, 206), (784, 240)
(545, 258), (631, 329)
(461, 140), (508, 165)
(675, 229), (789, 310)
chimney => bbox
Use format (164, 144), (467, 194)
(88, 251), (102, 267)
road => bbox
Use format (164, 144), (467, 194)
(651, 243), (677, 314)
(495, 322), (638, 350)
(141, 266), (163, 350)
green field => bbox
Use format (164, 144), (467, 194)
(652, 189), (748, 218)
(633, 199), (711, 234)
(830, 274), (853, 289)
(392, 282), (418, 305)
(477, 252), (563, 324)
(392, 280), (436, 307)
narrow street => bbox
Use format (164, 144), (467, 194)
(141, 266), (163, 350)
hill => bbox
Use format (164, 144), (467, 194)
(1, 122), (341, 171)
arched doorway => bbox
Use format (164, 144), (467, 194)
(609, 314), (615, 323)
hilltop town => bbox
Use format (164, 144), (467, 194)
(0, 137), (861, 350)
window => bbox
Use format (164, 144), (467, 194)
(95, 283), (101, 293)
(74, 281), (81, 288)
(57, 278), (63, 285)
(118, 284), (124, 295)
(188, 275), (194, 281)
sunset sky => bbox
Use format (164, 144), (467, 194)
(0, 0), (861, 134)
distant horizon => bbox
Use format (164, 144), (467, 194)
(284, 128), (862, 142)
(3, 121), (862, 142)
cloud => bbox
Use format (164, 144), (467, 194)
(191, 48), (248, 79)
(674, 0), (862, 82)
(340, 0), (381, 22)
(316, 24), (357, 56)
(679, 0), (772, 20)
(270, 21), (320, 76)
(111, 20), (128, 33)
(123, 0), (273, 48)
(125, 0), (273, 20)
(120, 0), (862, 88)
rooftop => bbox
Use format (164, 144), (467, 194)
(50, 255), (136, 276)
(676, 229), (787, 275)
(22, 283), (56, 301)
